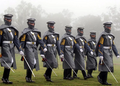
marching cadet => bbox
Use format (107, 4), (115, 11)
(60, 26), (81, 80)
(19, 18), (47, 83)
(0, 14), (24, 84)
(96, 22), (120, 85)
(86, 31), (97, 78)
(41, 21), (64, 82)
(73, 27), (93, 80)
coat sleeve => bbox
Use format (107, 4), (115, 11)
(112, 41), (119, 56)
(56, 36), (62, 55)
(39, 35), (47, 55)
(74, 39), (80, 51)
(98, 36), (104, 57)
(84, 40), (91, 53)
(20, 34), (26, 49)
(13, 31), (22, 51)
(60, 38), (65, 54)
(0, 30), (3, 46)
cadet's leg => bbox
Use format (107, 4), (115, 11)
(73, 69), (80, 79)
(2, 68), (12, 84)
(81, 70), (88, 80)
(44, 68), (53, 82)
(87, 69), (93, 78)
(26, 69), (35, 83)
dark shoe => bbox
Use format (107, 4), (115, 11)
(64, 77), (74, 80)
(87, 74), (94, 78)
(25, 77), (35, 83)
(97, 75), (103, 84)
(84, 76), (88, 80)
(102, 82), (112, 85)
(73, 76), (80, 79)
(2, 78), (13, 84)
(46, 79), (53, 82)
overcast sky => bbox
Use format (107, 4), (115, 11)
(0, 0), (120, 18)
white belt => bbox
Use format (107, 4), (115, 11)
(26, 41), (36, 44)
(65, 46), (73, 48)
(3, 41), (13, 43)
(47, 44), (56, 46)
(79, 46), (83, 48)
(103, 46), (111, 49)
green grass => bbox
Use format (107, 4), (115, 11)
(0, 54), (120, 86)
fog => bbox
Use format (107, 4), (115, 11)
(0, 0), (120, 52)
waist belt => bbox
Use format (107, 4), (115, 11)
(103, 46), (111, 49)
(47, 44), (56, 46)
(3, 41), (13, 43)
(26, 41), (36, 44)
(65, 46), (73, 48)
(79, 46), (83, 48)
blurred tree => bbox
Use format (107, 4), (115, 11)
(73, 15), (102, 39)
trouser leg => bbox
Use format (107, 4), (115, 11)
(26, 69), (32, 78)
(73, 70), (78, 77)
(3, 68), (10, 80)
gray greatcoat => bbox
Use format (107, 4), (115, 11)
(0, 24), (20, 69)
(60, 33), (75, 69)
(43, 31), (59, 68)
(74, 35), (87, 70)
(19, 28), (42, 71)
(96, 31), (118, 72)
(86, 39), (97, 70)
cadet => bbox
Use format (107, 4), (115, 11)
(41, 21), (63, 82)
(73, 27), (93, 80)
(60, 26), (81, 80)
(96, 22), (120, 85)
(86, 31), (97, 78)
(0, 14), (24, 84)
(19, 18), (47, 83)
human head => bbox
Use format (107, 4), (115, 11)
(65, 25), (72, 35)
(103, 22), (112, 33)
(77, 27), (84, 36)
(27, 18), (36, 29)
(90, 31), (96, 39)
(47, 21), (55, 32)
(4, 14), (13, 25)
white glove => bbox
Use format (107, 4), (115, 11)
(80, 49), (83, 52)
(19, 51), (24, 56)
(117, 55), (120, 59)
(41, 54), (45, 58)
(43, 48), (47, 52)
(90, 51), (93, 55)
(60, 54), (64, 59)
(99, 56), (103, 61)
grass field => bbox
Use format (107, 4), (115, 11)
(0, 54), (120, 86)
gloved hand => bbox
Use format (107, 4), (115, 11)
(60, 54), (64, 62)
(21, 56), (24, 61)
(90, 51), (93, 55)
(19, 51), (24, 56)
(117, 55), (120, 59)
(43, 48), (47, 52)
(41, 54), (47, 62)
(80, 49), (83, 52)
(0, 53), (2, 58)
(99, 56), (103, 65)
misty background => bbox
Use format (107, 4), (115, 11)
(0, 0), (120, 53)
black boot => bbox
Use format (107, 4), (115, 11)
(44, 68), (53, 82)
(64, 69), (73, 80)
(82, 70), (88, 80)
(87, 69), (93, 78)
(102, 72), (112, 85)
(2, 68), (12, 84)
(26, 69), (35, 83)
(73, 70), (80, 79)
